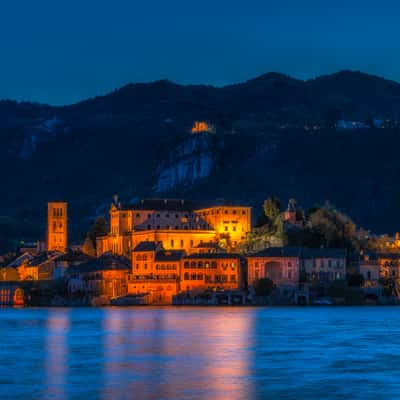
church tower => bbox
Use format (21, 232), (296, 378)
(47, 202), (68, 252)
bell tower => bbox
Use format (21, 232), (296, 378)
(47, 201), (68, 252)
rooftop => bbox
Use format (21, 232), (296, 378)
(68, 255), (130, 274)
(155, 250), (186, 262)
(133, 241), (160, 252)
(250, 247), (302, 258)
(183, 253), (242, 260)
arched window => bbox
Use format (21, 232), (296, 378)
(198, 261), (203, 268)
(190, 261), (196, 268)
(184, 272), (189, 280)
(184, 261), (189, 268)
(211, 261), (217, 268)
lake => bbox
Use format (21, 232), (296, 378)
(0, 306), (399, 399)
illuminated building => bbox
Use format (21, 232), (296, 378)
(191, 121), (213, 133)
(96, 199), (251, 258)
(126, 241), (245, 304)
(128, 241), (183, 304)
(180, 253), (244, 294)
(47, 202), (68, 252)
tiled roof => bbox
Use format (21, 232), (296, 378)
(301, 248), (347, 259)
(122, 199), (194, 212)
(133, 241), (159, 252)
(194, 242), (223, 249)
(119, 198), (251, 212)
(183, 253), (242, 260)
(249, 247), (347, 259)
(68, 255), (130, 273)
(54, 251), (95, 262)
(155, 250), (185, 262)
(250, 247), (302, 258)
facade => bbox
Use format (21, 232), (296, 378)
(376, 253), (400, 279)
(96, 199), (251, 258)
(359, 256), (381, 287)
(67, 255), (129, 298)
(126, 241), (245, 304)
(128, 242), (182, 304)
(300, 248), (347, 283)
(247, 247), (347, 288)
(47, 202), (68, 252)
(180, 253), (244, 294)
(247, 247), (301, 287)
(0, 283), (24, 306)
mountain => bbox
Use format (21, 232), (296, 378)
(1, 70), (400, 251)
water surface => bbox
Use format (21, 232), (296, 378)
(0, 306), (399, 399)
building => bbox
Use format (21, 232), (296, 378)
(300, 248), (347, 283)
(67, 255), (130, 299)
(359, 253), (381, 287)
(128, 241), (183, 304)
(247, 247), (301, 287)
(126, 241), (245, 304)
(282, 199), (305, 228)
(96, 198), (251, 258)
(180, 253), (244, 294)
(247, 247), (347, 288)
(375, 253), (400, 279)
(0, 283), (24, 306)
(47, 201), (68, 252)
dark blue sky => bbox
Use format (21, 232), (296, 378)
(1, 0), (399, 105)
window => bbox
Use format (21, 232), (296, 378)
(171, 240), (174, 248)
(136, 213), (140, 217)
(288, 270), (292, 279)
(156, 214), (160, 218)
(233, 226), (236, 231)
(166, 214), (169, 218)
(184, 272), (189, 280)
(233, 210), (237, 214)
(198, 261), (203, 268)
(211, 261), (217, 268)
(242, 210), (246, 215)
(175, 214), (179, 218)
(190, 240), (194, 247)
(190, 261), (196, 268)
(184, 261), (189, 268)
(224, 226), (228, 231)
(230, 275), (236, 282)
(180, 240), (184, 248)
(156, 225), (160, 229)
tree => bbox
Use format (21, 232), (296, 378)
(82, 235), (96, 256)
(346, 273), (364, 287)
(254, 278), (275, 296)
(308, 202), (359, 250)
(263, 197), (281, 221)
(87, 217), (108, 249)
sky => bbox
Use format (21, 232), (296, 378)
(1, 0), (400, 105)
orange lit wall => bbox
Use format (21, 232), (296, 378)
(47, 202), (68, 252)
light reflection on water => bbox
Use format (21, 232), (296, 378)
(0, 307), (400, 399)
